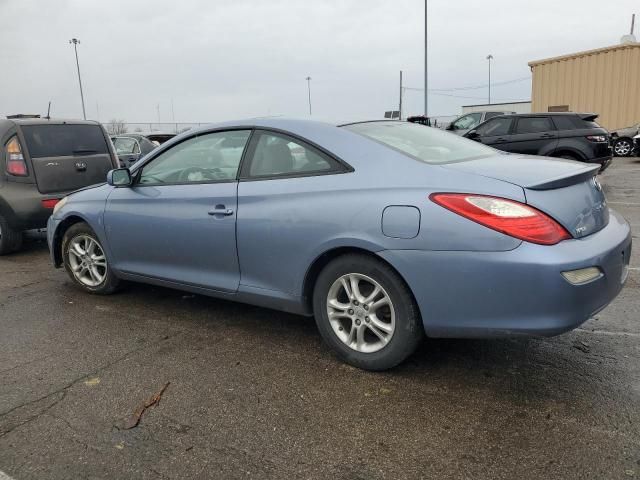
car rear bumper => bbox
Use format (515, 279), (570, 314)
(379, 209), (631, 338)
(0, 182), (64, 230)
(588, 154), (612, 171)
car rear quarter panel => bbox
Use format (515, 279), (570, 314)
(236, 144), (525, 298)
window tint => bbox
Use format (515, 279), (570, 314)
(552, 115), (582, 130)
(452, 113), (482, 130)
(21, 124), (109, 158)
(515, 117), (554, 134)
(344, 122), (495, 164)
(484, 112), (506, 120)
(139, 130), (250, 185)
(476, 117), (513, 136)
(248, 132), (335, 177)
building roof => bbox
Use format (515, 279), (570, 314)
(528, 42), (640, 67)
(461, 101), (531, 108)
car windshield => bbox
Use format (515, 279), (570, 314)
(343, 121), (496, 164)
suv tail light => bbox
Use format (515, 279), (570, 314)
(6, 136), (28, 176)
(586, 135), (607, 142)
(430, 193), (571, 245)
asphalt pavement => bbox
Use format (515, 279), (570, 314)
(1, 157), (639, 479)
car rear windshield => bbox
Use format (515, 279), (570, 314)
(21, 124), (109, 158)
(343, 121), (495, 164)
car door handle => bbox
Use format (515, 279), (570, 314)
(208, 208), (234, 216)
(494, 137), (507, 143)
(539, 133), (554, 138)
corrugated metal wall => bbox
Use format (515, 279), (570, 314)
(530, 44), (640, 130)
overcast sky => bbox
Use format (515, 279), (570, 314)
(0, 0), (637, 124)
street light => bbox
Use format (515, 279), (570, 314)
(486, 54), (493, 105)
(69, 38), (86, 120)
(305, 76), (312, 116)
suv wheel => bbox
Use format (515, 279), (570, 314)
(0, 215), (23, 255)
(613, 138), (633, 157)
(313, 254), (423, 371)
(62, 222), (120, 294)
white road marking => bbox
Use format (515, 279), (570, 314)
(576, 328), (640, 338)
(0, 471), (16, 480)
(607, 201), (640, 206)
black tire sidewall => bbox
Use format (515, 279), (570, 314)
(0, 214), (23, 255)
(313, 254), (423, 371)
(61, 222), (119, 294)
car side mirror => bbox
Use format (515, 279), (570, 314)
(107, 168), (133, 187)
(466, 130), (480, 139)
(446, 124), (455, 131)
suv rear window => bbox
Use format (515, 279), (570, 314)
(552, 115), (601, 130)
(515, 117), (553, 134)
(21, 124), (109, 158)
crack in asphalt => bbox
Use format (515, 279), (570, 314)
(0, 333), (179, 438)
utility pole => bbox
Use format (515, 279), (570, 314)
(424, 0), (428, 117)
(96, 102), (100, 121)
(399, 70), (403, 120)
(69, 38), (86, 120)
(305, 76), (312, 116)
(156, 104), (161, 124)
(631, 13), (636, 35)
(486, 54), (493, 105)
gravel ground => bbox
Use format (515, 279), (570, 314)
(0, 157), (639, 479)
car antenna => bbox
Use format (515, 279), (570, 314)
(45, 101), (51, 120)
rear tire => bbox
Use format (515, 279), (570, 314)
(0, 215), (23, 255)
(312, 253), (423, 371)
(62, 222), (120, 294)
(613, 138), (633, 157)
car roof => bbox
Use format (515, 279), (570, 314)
(498, 112), (595, 117)
(1, 118), (101, 128)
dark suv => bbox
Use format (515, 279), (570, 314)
(464, 113), (612, 170)
(0, 118), (119, 254)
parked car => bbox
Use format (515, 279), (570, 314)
(464, 112), (612, 170)
(0, 118), (119, 254)
(610, 123), (639, 157)
(445, 111), (515, 136)
(48, 119), (630, 370)
(111, 134), (157, 166)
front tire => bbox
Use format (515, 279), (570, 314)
(0, 215), (23, 255)
(313, 254), (423, 371)
(62, 222), (120, 294)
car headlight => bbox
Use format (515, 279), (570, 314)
(53, 196), (68, 215)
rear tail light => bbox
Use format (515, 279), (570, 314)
(41, 199), (60, 209)
(586, 135), (607, 142)
(430, 193), (571, 245)
(5, 136), (28, 176)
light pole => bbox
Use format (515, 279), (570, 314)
(424, 0), (428, 117)
(305, 76), (312, 116)
(486, 54), (493, 105)
(69, 38), (86, 120)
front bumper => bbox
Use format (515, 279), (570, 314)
(379, 209), (631, 338)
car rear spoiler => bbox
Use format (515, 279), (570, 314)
(579, 113), (599, 122)
(526, 164), (600, 190)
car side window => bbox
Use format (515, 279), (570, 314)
(138, 130), (251, 185)
(452, 113), (482, 130)
(475, 117), (513, 137)
(245, 132), (340, 178)
(515, 117), (554, 134)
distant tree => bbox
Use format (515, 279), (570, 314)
(107, 119), (128, 135)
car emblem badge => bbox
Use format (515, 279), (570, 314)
(45, 162), (60, 167)
(75, 161), (87, 170)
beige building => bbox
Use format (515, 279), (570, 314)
(529, 42), (640, 130)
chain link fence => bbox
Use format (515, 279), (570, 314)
(105, 122), (206, 135)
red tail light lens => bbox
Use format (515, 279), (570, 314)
(6, 136), (28, 176)
(430, 193), (571, 245)
(41, 199), (60, 209)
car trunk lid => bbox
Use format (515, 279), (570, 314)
(20, 123), (115, 194)
(442, 153), (608, 238)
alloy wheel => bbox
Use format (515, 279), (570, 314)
(68, 235), (107, 287)
(326, 273), (395, 353)
(614, 139), (632, 156)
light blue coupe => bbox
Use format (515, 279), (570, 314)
(48, 118), (631, 370)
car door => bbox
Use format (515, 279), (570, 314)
(504, 116), (559, 155)
(103, 129), (252, 292)
(470, 116), (514, 151)
(236, 130), (349, 295)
